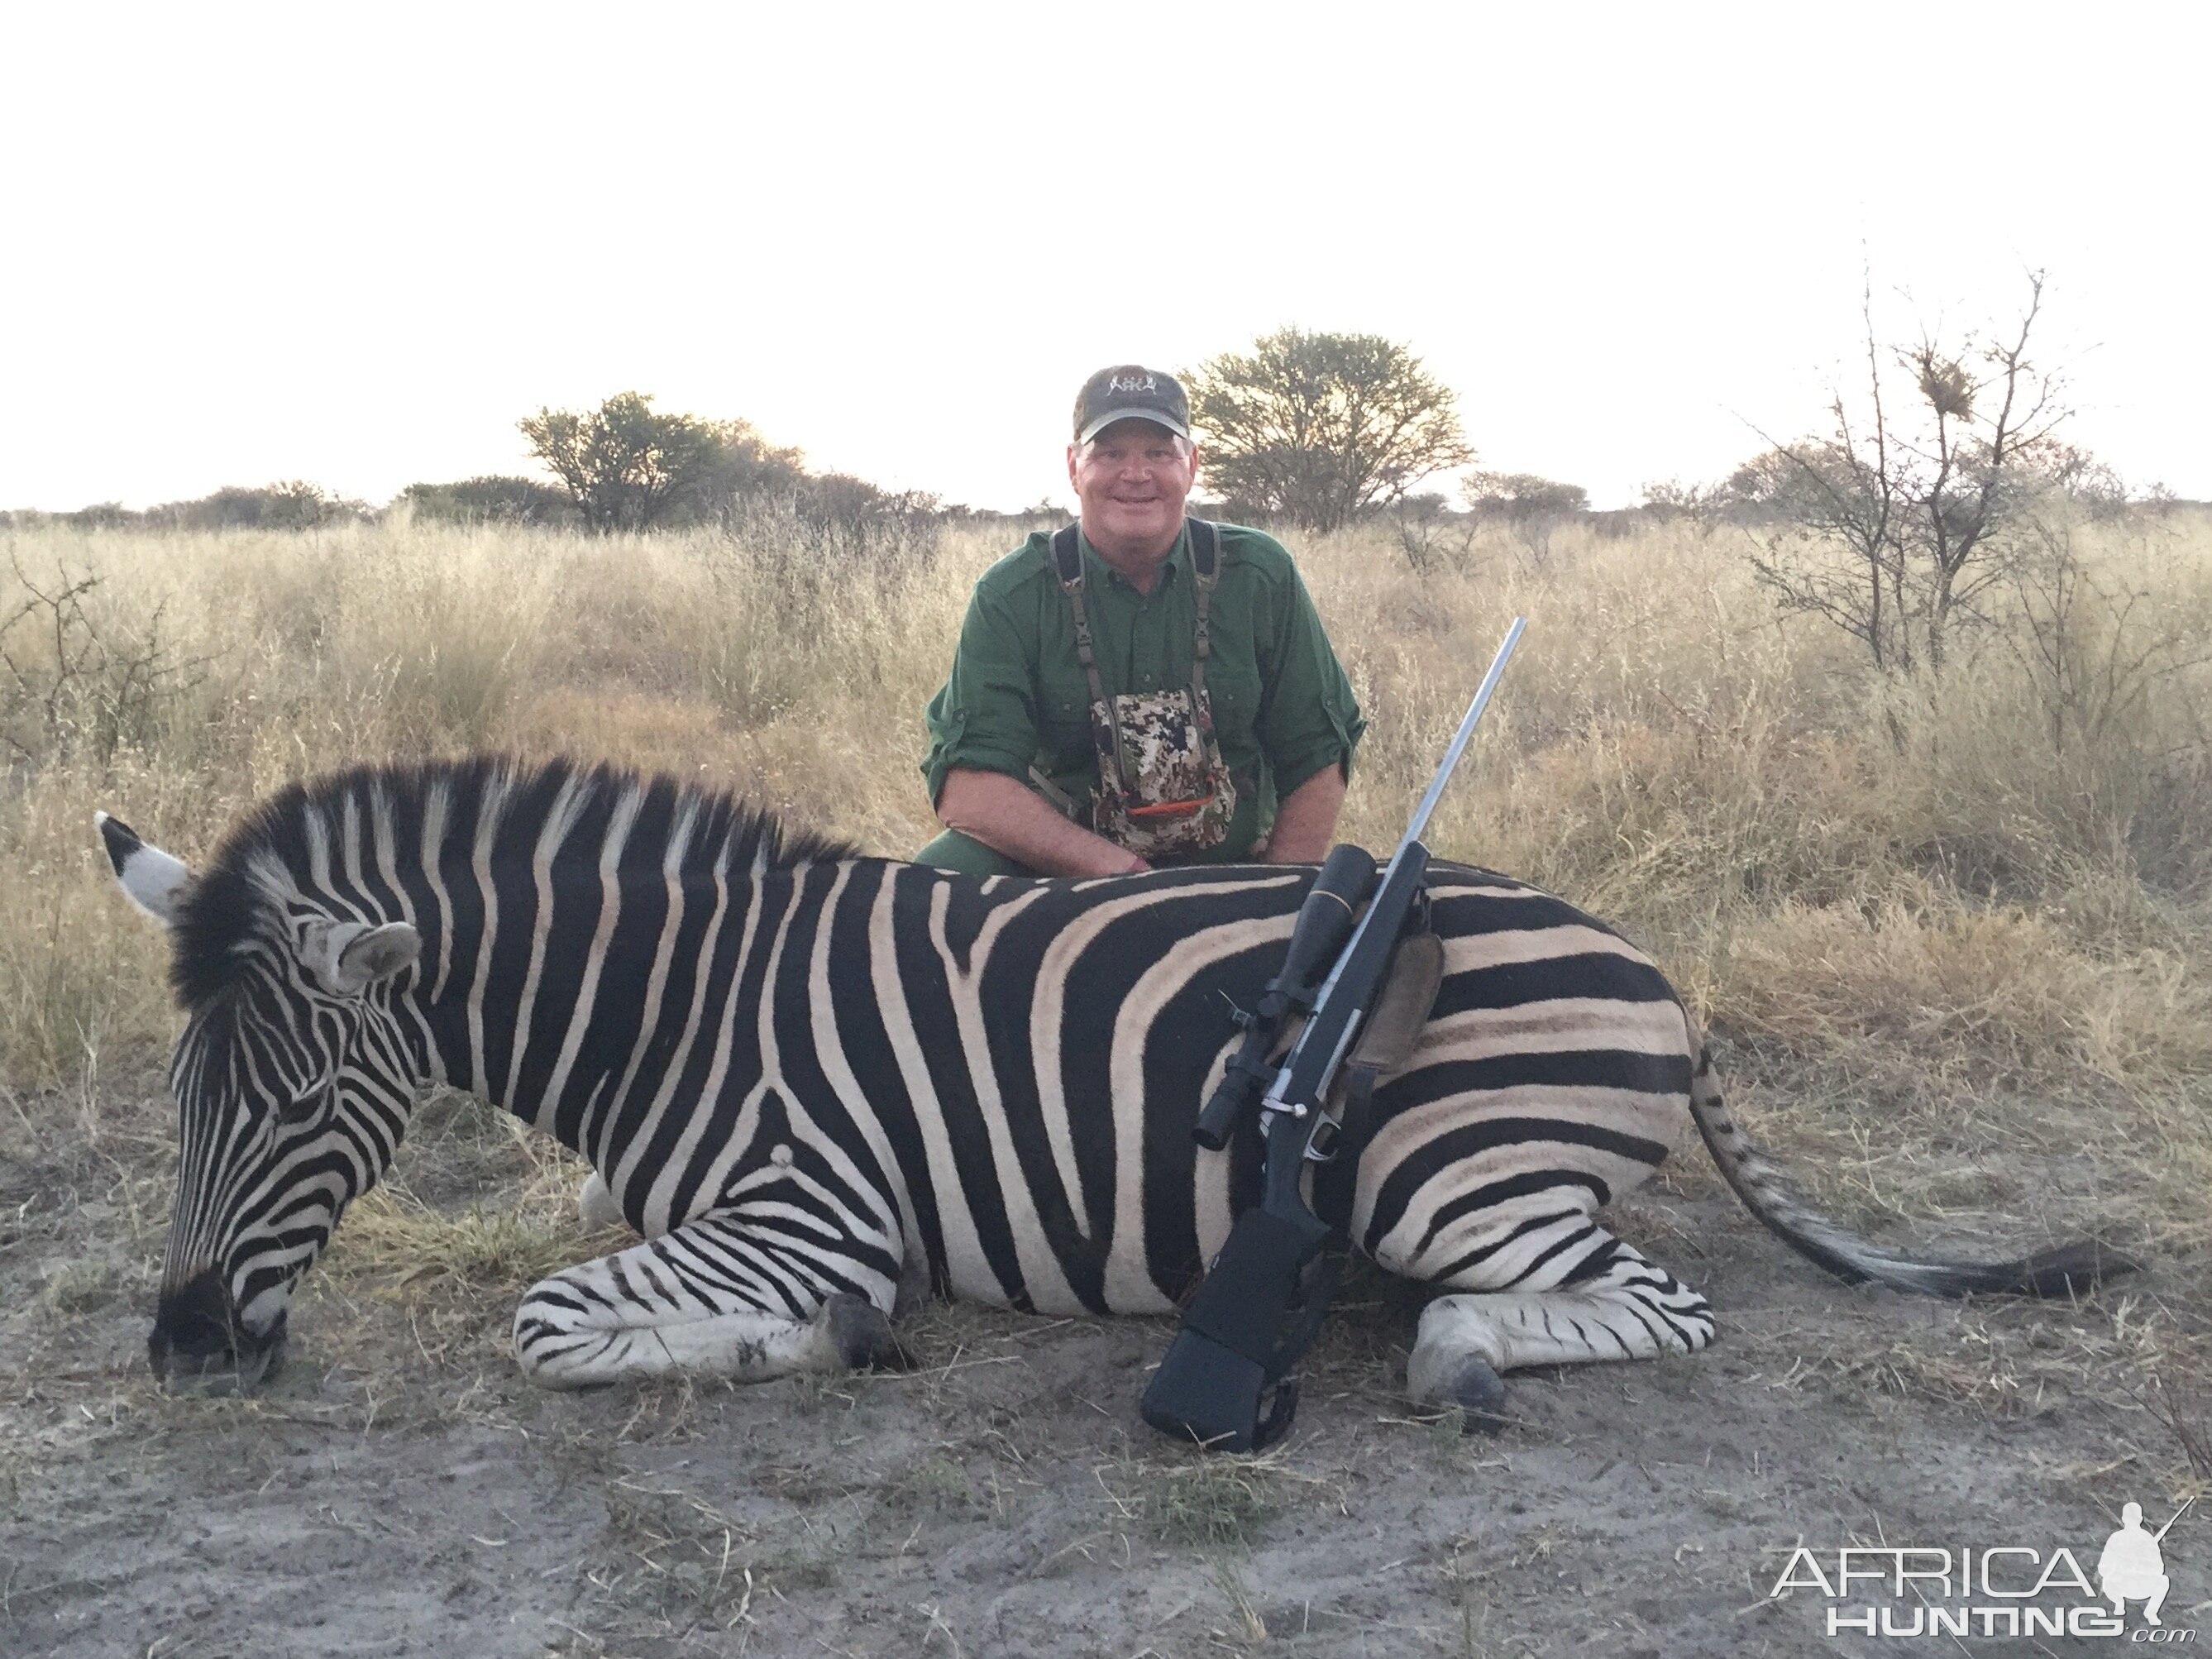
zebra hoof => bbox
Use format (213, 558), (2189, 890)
(891, 1240), (933, 1323)
(1409, 1336), (1510, 1433)
(1442, 1358), (1509, 1433)
(819, 1293), (913, 1373)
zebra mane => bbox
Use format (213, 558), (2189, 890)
(170, 755), (859, 1011)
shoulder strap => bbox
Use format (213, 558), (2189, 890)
(1187, 519), (1216, 700)
(1051, 524), (1106, 695)
(1188, 518), (1220, 589)
(1051, 524), (1125, 791)
(1050, 523), (1084, 586)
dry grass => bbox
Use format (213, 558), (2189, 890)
(2, 508), (2203, 1051)
(1, 503), (2207, 1431)
(1114, 1454), (1288, 1548)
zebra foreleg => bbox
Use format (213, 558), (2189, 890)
(1403, 1229), (1714, 1427)
(512, 1217), (905, 1390)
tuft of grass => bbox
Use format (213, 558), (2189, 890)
(1209, 1556), (1269, 1647)
(880, 1450), (991, 1517)
(298, 1135), (612, 1376)
(1121, 1455), (1285, 1549)
(331, 1177), (605, 1305)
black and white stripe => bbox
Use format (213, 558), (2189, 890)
(107, 758), (2121, 1403)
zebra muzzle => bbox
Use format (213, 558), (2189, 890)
(149, 1269), (287, 1394)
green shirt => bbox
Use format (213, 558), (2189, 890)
(920, 522), (1365, 862)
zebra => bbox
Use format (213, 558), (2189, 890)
(98, 756), (2121, 1422)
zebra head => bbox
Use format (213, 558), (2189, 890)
(98, 810), (425, 1392)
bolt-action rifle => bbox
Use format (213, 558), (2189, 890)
(1140, 619), (1527, 1452)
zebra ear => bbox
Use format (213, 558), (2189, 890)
(338, 923), (423, 992)
(96, 811), (194, 926)
(301, 920), (423, 997)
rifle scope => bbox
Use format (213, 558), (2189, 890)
(1192, 843), (1378, 1151)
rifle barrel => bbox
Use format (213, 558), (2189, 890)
(2152, 1494), (2195, 1543)
(1259, 619), (1525, 1121)
(1396, 616), (1526, 858)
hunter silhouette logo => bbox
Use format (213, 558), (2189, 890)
(1768, 1496), (2198, 1640)
(2101, 1499), (2192, 1628)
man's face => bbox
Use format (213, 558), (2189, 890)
(1068, 419), (1198, 552)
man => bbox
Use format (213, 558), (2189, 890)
(917, 366), (1364, 877)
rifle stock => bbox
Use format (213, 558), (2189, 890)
(1139, 1155), (1332, 1451)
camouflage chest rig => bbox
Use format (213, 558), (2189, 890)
(1030, 519), (1241, 863)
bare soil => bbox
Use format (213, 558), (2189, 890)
(3, 1058), (2206, 1659)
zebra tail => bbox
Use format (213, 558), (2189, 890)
(1685, 1045), (2137, 1298)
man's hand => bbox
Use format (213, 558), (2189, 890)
(936, 768), (1149, 877)
(1262, 765), (1348, 864)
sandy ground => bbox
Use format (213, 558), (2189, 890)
(3, 1062), (2206, 1659)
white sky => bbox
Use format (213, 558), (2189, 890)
(2, 2), (2205, 514)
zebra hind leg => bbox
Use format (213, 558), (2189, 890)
(1405, 1229), (1714, 1431)
(513, 1216), (905, 1391)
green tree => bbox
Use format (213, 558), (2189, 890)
(1183, 329), (1473, 531)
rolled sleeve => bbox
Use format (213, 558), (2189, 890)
(920, 586), (1043, 805)
(1254, 563), (1365, 802)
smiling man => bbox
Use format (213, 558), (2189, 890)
(917, 365), (1365, 877)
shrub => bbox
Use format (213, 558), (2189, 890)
(400, 476), (579, 527)
(148, 480), (369, 531)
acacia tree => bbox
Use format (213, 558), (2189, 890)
(1745, 274), (2073, 672)
(518, 393), (804, 533)
(1183, 329), (1473, 531)
(520, 392), (710, 533)
(1463, 472), (1589, 518)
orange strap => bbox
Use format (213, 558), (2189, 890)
(1124, 796), (1212, 820)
